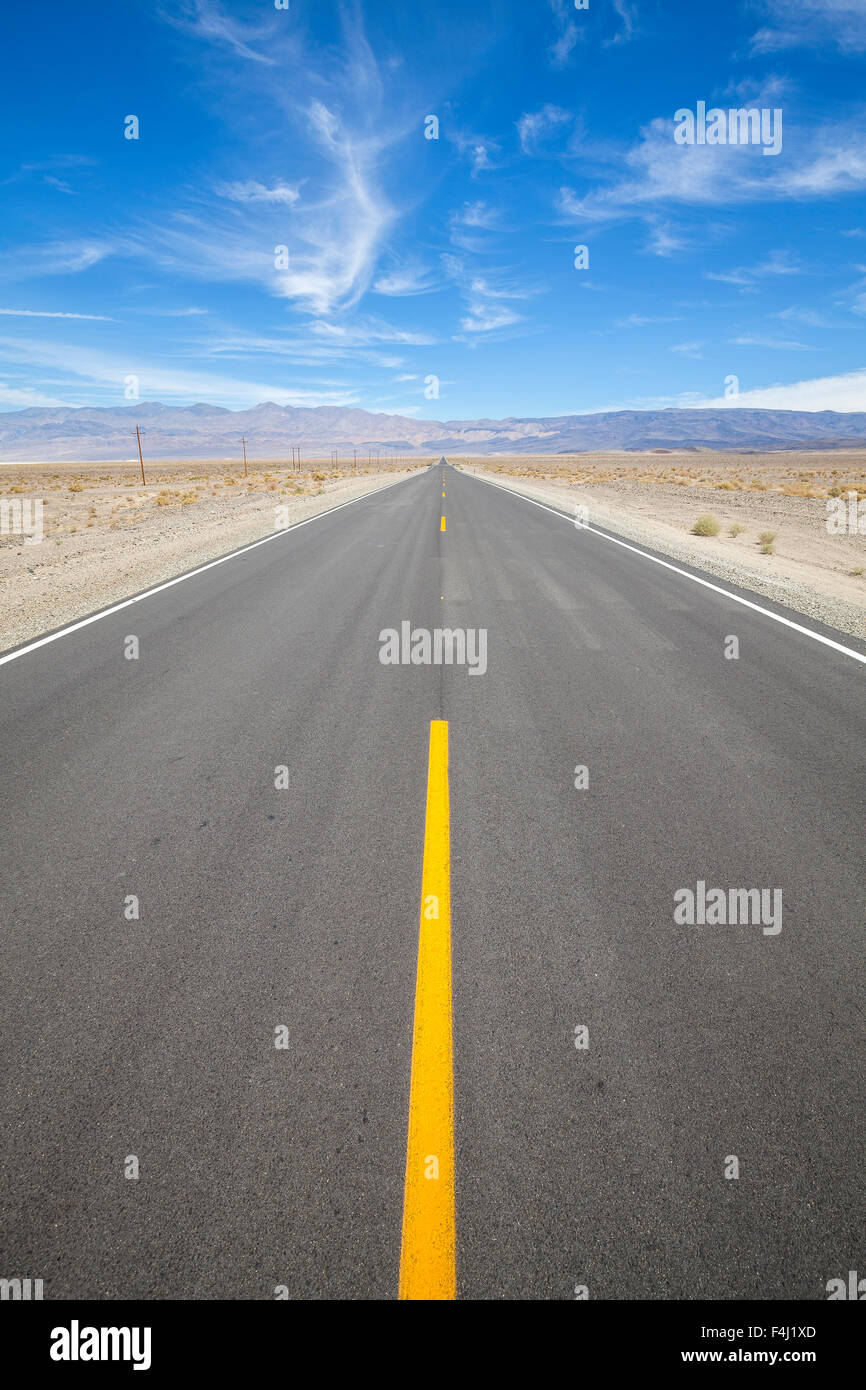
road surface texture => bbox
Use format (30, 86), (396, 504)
(1, 462), (863, 1299)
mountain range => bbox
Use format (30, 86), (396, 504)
(3, 401), (866, 461)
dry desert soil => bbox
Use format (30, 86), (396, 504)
(464, 451), (866, 642)
(0, 458), (423, 654)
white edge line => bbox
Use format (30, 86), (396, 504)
(466, 467), (866, 667)
(0, 470), (416, 668)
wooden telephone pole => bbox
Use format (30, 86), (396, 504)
(135, 425), (146, 486)
(242, 436), (248, 477)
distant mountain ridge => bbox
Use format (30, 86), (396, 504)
(3, 401), (866, 460)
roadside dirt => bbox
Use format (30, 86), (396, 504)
(465, 451), (866, 641)
(0, 459), (423, 653)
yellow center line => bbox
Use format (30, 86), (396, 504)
(440, 515), (446, 531)
(399, 720), (456, 1300)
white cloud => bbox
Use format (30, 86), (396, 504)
(644, 221), (689, 257)
(43, 175), (75, 195)
(704, 249), (805, 287)
(750, 0), (866, 55)
(0, 333), (363, 409)
(517, 105), (571, 154)
(670, 341), (705, 358)
(729, 334), (816, 350)
(606, 0), (638, 46)
(455, 201), (498, 229)
(217, 180), (300, 205)
(0, 240), (116, 279)
(616, 314), (683, 326)
(0, 308), (113, 320)
(558, 113), (866, 227)
(548, 0), (587, 66)
(775, 306), (829, 326)
(373, 265), (439, 297)
(451, 131), (500, 175)
(160, 0), (278, 65)
(460, 301), (523, 334)
(0, 381), (71, 408)
(699, 367), (866, 411)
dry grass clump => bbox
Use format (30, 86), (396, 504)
(692, 514), (721, 536)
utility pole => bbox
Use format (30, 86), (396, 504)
(135, 425), (146, 486)
(242, 436), (248, 477)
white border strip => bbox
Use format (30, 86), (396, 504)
(465, 468), (866, 667)
(0, 470), (417, 668)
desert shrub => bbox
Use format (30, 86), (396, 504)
(692, 514), (721, 536)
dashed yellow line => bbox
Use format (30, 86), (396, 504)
(440, 516), (446, 532)
(399, 720), (456, 1301)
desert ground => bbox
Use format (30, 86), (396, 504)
(0, 457), (425, 653)
(460, 451), (866, 641)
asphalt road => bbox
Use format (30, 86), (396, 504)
(1, 461), (863, 1300)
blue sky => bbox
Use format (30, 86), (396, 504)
(1, 0), (865, 419)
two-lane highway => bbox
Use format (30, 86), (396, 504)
(1, 461), (863, 1299)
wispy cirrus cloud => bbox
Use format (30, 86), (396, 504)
(517, 104), (571, 154)
(729, 333), (817, 350)
(548, 0), (587, 66)
(0, 307), (113, 320)
(616, 313), (683, 326)
(606, 0), (638, 46)
(449, 129), (501, 175)
(558, 112), (866, 232)
(158, 0), (280, 64)
(0, 333), (363, 408)
(670, 341), (705, 358)
(443, 256), (537, 340)
(217, 179), (300, 205)
(775, 305), (830, 326)
(138, 10), (406, 320)
(0, 382), (73, 408)
(0, 239), (117, 280)
(704, 249), (805, 287)
(750, 0), (866, 55)
(372, 264), (440, 297)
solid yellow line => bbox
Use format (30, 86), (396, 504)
(440, 516), (446, 531)
(399, 720), (455, 1300)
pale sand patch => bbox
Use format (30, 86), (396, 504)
(0, 461), (423, 654)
